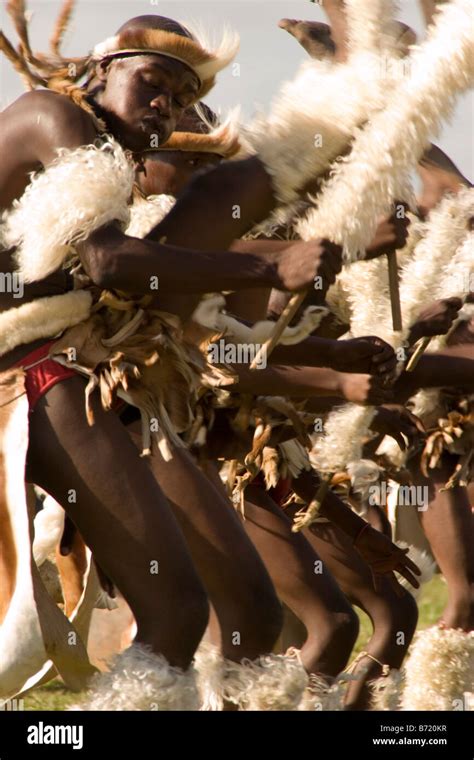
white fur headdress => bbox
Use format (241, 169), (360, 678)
(0, 137), (134, 283)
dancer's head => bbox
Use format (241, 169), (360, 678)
(92, 15), (238, 151)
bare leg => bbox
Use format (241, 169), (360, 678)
(125, 429), (283, 662)
(26, 377), (209, 669)
(242, 485), (359, 676)
(280, 503), (418, 709)
(409, 452), (474, 630)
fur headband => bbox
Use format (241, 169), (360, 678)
(92, 26), (239, 101)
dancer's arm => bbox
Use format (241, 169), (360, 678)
(232, 364), (394, 405)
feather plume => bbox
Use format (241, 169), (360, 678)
(49, 0), (74, 55)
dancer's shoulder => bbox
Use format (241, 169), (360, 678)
(2, 90), (97, 154)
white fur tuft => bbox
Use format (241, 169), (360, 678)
(195, 645), (307, 711)
(74, 644), (199, 711)
(222, 652), (308, 711)
(33, 496), (65, 567)
(1, 138), (134, 283)
(0, 290), (92, 358)
(126, 194), (176, 238)
(194, 642), (226, 711)
(402, 627), (474, 710)
(311, 406), (375, 474)
(370, 669), (404, 710)
(299, 673), (348, 711)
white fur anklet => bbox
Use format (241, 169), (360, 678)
(401, 627), (474, 711)
(223, 651), (308, 711)
(194, 644), (307, 710)
(370, 669), (404, 711)
(73, 644), (199, 711)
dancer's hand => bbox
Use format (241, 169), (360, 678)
(409, 297), (463, 343)
(354, 523), (421, 595)
(274, 239), (342, 296)
(331, 336), (397, 376)
(338, 373), (394, 405)
(364, 204), (410, 259)
(370, 405), (426, 451)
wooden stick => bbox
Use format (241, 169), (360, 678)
(405, 336), (432, 372)
(249, 290), (307, 370)
(386, 249), (403, 332)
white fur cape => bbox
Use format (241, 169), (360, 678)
(0, 137), (134, 283)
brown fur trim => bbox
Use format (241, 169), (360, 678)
(93, 28), (238, 100)
(153, 128), (240, 158)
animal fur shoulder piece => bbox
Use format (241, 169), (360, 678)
(246, 1), (405, 206)
(0, 137), (134, 283)
(0, 290), (92, 358)
(92, 25), (239, 101)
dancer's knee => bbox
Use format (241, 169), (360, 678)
(222, 580), (283, 657)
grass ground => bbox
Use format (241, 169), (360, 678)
(22, 574), (448, 711)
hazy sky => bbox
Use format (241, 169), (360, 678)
(1, 0), (472, 179)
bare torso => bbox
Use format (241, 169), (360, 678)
(0, 90), (99, 369)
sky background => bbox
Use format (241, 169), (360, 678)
(1, 0), (472, 180)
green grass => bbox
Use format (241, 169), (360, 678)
(21, 575), (448, 711)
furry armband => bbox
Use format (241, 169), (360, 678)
(0, 138), (134, 283)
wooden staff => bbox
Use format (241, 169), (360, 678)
(405, 336), (432, 372)
(250, 246), (405, 370)
(249, 290), (307, 370)
(386, 249), (403, 332)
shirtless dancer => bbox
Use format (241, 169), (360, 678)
(126, 106), (426, 709)
(0, 9), (420, 709)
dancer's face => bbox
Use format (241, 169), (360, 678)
(97, 54), (200, 151)
(138, 150), (221, 197)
